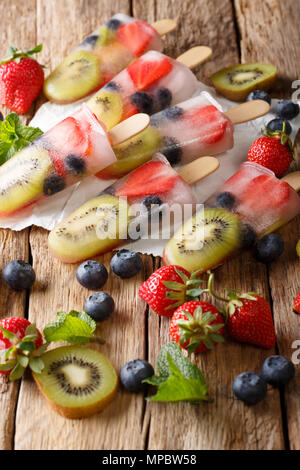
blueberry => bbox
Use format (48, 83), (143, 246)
(100, 186), (115, 196)
(43, 174), (66, 196)
(120, 359), (154, 392)
(215, 191), (236, 209)
(84, 292), (114, 322)
(2, 260), (35, 291)
(142, 195), (163, 213)
(254, 234), (284, 263)
(162, 136), (183, 165)
(76, 260), (108, 290)
(106, 18), (121, 31)
(232, 372), (267, 405)
(130, 92), (153, 114)
(153, 87), (172, 111)
(0, 112), (3, 121)
(110, 249), (143, 279)
(162, 106), (184, 120)
(276, 100), (299, 120)
(241, 223), (258, 249)
(80, 34), (99, 48)
(261, 355), (295, 387)
(267, 118), (292, 135)
(104, 81), (120, 92)
(65, 154), (86, 176)
(246, 90), (271, 104)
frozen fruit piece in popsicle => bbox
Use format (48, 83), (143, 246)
(127, 54), (173, 90)
(116, 20), (160, 56)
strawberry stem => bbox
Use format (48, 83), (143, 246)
(207, 272), (228, 303)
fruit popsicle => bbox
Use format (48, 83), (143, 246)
(87, 48), (210, 130)
(163, 162), (300, 273)
(44, 14), (167, 103)
(0, 106), (149, 217)
(97, 92), (234, 179)
(48, 154), (220, 263)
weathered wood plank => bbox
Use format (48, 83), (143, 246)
(0, 0), (37, 450)
(14, 228), (154, 450)
(235, 0), (300, 449)
(134, 0), (284, 450)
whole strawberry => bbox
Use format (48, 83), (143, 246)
(293, 291), (300, 314)
(138, 265), (204, 317)
(169, 301), (224, 354)
(0, 317), (45, 380)
(247, 123), (293, 177)
(0, 45), (44, 114)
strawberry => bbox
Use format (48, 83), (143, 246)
(117, 20), (157, 56)
(0, 317), (45, 380)
(0, 45), (44, 114)
(293, 291), (300, 314)
(207, 273), (276, 349)
(115, 160), (178, 199)
(169, 301), (224, 354)
(138, 265), (205, 317)
(50, 114), (91, 158)
(247, 125), (293, 177)
(127, 55), (173, 91)
(244, 174), (290, 211)
(185, 105), (228, 144)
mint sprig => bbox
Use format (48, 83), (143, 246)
(43, 310), (96, 345)
(0, 113), (43, 165)
(144, 342), (209, 403)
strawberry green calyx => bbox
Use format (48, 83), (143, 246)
(176, 306), (224, 354)
(207, 272), (258, 320)
(0, 44), (43, 66)
(262, 121), (294, 155)
(163, 268), (206, 311)
(0, 324), (47, 380)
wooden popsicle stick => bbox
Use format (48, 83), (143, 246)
(176, 46), (213, 70)
(225, 100), (270, 124)
(151, 19), (177, 36)
(108, 113), (150, 147)
(281, 171), (300, 191)
(178, 156), (220, 185)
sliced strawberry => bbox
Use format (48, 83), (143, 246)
(50, 116), (91, 157)
(117, 20), (157, 56)
(115, 160), (178, 198)
(185, 105), (228, 144)
(127, 55), (173, 90)
(50, 150), (65, 176)
(245, 174), (290, 210)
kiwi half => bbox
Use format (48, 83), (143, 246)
(44, 50), (101, 103)
(97, 126), (162, 179)
(48, 194), (130, 263)
(33, 346), (118, 419)
(0, 146), (52, 216)
(87, 90), (123, 130)
(211, 63), (277, 102)
(163, 208), (242, 273)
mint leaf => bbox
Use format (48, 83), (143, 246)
(43, 311), (96, 345)
(0, 113), (43, 165)
(144, 342), (208, 403)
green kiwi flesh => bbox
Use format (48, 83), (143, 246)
(0, 146), (52, 216)
(33, 346), (118, 419)
(44, 50), (101, 103)
(87, 90), (123, 130)
(163, 207), (242, 273)
(48, 194), (130, 263)
(211, 63), (277, 101)
(97, 126), (162, 179)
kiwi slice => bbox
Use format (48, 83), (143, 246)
(163, 208), (242, 273)
(0, 146), (52, 216)
(33, 346), (118, 419)
(211, 63), (277, 102)
(95, 25), (116, 48)
(48, 194), (130, 263)
(87, 90), (123, 130)
(98, 126), (162, 179)
(43, 50), (101, 103)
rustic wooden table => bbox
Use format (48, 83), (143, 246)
(0, 0), (299, 451)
